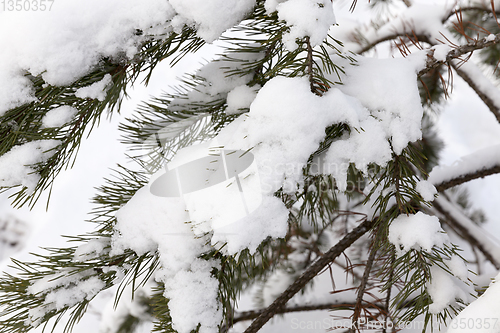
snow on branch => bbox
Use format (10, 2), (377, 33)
(429, 144), (500, 192)
(433, 197), (500, 269)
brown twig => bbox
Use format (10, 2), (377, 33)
(350, 245), (378, 333)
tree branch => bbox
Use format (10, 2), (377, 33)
(452, 62), (500, 123)
(242, 219), (375, 333)
(433, 164), (500, 192)
(417, 32), (500, 77)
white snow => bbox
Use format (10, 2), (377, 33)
(74, 74), (112, 101)
(226, 85), (259, 114)
(447, 255), (469, 282)
(0, 0), (176, 115)
(0, 0), (258, 115)
(416, 180), (437, 201)
(265, 0), (286, 14)
(219, 76), (366, 194)
(41, 105), (78, 128)
(0, 140), (60, 192)
(277, 0), (336, 50)
(168, 0), (256, 42)
(43, 276), (105, 310)
(432, 44), (452, 62)
(388, 212), (449, 255)
(27, 269), (106, 324)
(447, 272), (500, 333)
(73, 238), (109, 262)
(335, 56), (424, 155)
(426, 265), (472, 314)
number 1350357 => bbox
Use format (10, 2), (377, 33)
(1, 0), (54, 11)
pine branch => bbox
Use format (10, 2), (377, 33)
(242, 218), (375, 333)
(452, 62), (500, 123)
(433, 164), (500, 192)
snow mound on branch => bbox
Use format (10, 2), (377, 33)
(219, 76), (366, 194)
(74, 74), (112, 101)
(337, 56), (424, 155)
(388, 212), (449, 254)
(226, 85), (260, 114)
(27, 269), (106, 326)
(416, 180), (437, 201)
(277, 0), (336, 51)
(41, 106), (78, 128)
(209, 195), (289, 254)
(0, 140), (59, 192)
(426, 264), (472, 314)
(169, 0), (256, 42)
(219, 56), (424, 192)
(0, 0), (257, 115)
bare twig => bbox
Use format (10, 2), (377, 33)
(433, 197), (500, 269)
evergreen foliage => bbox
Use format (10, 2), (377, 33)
(0, 0), (499, 333)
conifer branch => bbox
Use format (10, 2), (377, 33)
(433, 164), (500, 192)
(433, 197), (500, 269)
(242, 218), (375, 333)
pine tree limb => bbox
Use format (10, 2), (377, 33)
(417, 32), (500, 77)
(230, 298), (417, 326)
(433, 164), (500, 192)
(350, 246), (377, 333)
(242, 218), (375, 333)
